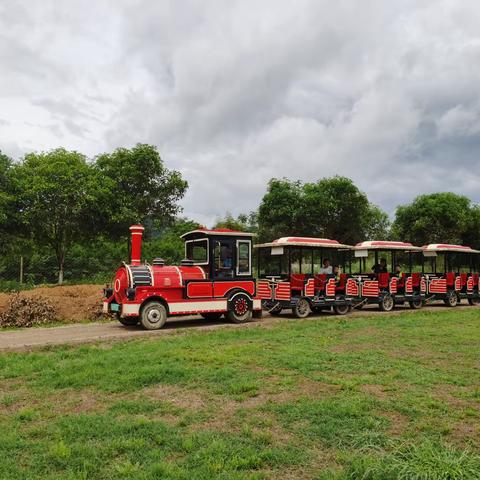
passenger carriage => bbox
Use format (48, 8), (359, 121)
(103, 225), (262, 329)
(350, 241), (426, 311)
(422, 244), (480, 306)
(255, 237), (353, 317)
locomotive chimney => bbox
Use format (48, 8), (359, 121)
(129, 225), (145, 265)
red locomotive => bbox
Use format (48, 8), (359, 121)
(103, 225), (262, 329)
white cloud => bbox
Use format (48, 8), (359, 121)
(1, 0), (480, 225)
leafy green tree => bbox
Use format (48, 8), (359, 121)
(463, 205), (480, 250)
(391, 193), (471, 246)
(0, 151), (12, 231)
(95, 144), (188, 236)
(257, 176), (390, 243)
(11, 148), (102, 284)
(257, 179), (306, 240)
(213, 211), (258, 232)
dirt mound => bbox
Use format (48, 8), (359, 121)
(0, 294), (58, 328)
(0, 285), (105, 323)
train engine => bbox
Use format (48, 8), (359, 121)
(103, 225), (262, 329)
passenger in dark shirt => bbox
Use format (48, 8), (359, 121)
(372, 258), (388, 274)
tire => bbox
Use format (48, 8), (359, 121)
(379, 293), (394, 312)
(468, 297), (480, 306)
(140, 301), (167, 330)
(444, 290), (458, 307)
(333, 304), (350, 315)
(293, 298), (310, 318)
(227, 293), (253, 323)
(117, 315), (139, 326)
(200, 312), (223, 321)
(409, 299), (423, 309)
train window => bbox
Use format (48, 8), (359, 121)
(214, 240), (234, 278)
(313, 249), (322, 273)
(290, 248), (301, 274)
(410, 252), (423, 273)
(185, 239), (208, 265)
(237, 240), (251, 276)
(301, 249), (313, 275)
(258, 249), (287, 277)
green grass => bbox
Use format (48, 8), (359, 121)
(0, 308), (479, 478)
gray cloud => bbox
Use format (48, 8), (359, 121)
(1, 0), (480, 225)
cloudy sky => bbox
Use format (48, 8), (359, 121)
(1, 0), (480, 226)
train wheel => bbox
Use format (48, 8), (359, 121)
(468, 297), (480, 306)
(140, 301), (167, 330)
(227, 293), (253, 323)
(379, 293), (394, 312)
(200, 312), (223, 321)
(293, 298), (310, 318)
(117, 315), (139, 326)
(444, 290), (458, 307)
(333, 304), (350, 315)
(409, 299), (423, 309)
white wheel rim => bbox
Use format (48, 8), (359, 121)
(147, 308), (162, 324)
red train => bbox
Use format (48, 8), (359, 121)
(103, 225), (480, 328)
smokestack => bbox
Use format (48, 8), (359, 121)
(129, 225), (145, 265)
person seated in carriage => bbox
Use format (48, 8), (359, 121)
(319, 258), (332, 274)
(394, 264), (403, 277)
(372, 258), (388, 274)
(333, 265), (341, 282)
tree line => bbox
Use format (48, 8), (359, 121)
(1, 144), (479, 287)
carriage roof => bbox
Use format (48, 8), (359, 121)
(354, 240), (422, 251)
(254, 236), (352, 249)
(422, 244), (480, 254)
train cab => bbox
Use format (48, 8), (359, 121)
(255, 236), (353, 317)
(422, 244), (480, 306)
(350, 241), (426, 311)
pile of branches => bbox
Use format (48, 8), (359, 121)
(0, 293), (58, 328)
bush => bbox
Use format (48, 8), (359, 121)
(0, 293), (57, 328)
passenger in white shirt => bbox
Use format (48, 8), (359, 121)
(319, 258), (333, 274)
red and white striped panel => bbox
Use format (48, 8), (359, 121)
(429, 278), (447, 294)
(275, 282), (291, 301)
(389, 277), (398, 294)
(420, 278), (427, 293)
(467, 277), (474, 292)
(346, 278), (359, 296)
(362, 280), (379, 297)
(454, 276), (461, 292)
(325, 278), (336, 296)
(257, 280), (272, 300)
(405, 277), (413, 293)
(305, 278), (315, 297)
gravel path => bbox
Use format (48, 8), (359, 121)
(0, 304), (474, 352)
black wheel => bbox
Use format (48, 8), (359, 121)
(468, 297), (480, 306)
(140, 301), (167, 330)
(379, 293), (394, 312)
(269, 304), (283, 316)
(227, 293), (253, 323)
(444, 290), (458, 307)
(117, 315), (139, 326)
(200, 312), (223, 321)
(293, 298), (310, 318)
(333, 304), (350, 315)
(409, 299), (423, 309)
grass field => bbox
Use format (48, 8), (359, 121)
(0, 308), (479, 479)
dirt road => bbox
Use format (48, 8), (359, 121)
(0, 304), (475, 352)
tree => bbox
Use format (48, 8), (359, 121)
(391, 192), (471, 246)
(213, 211), (258, 232)
(11, 148), (101, 284)
(257, 179), (306, 240)
(257, 176), (390, 243)
(95, 144), (188, 237)
(0, 151), (12, 230)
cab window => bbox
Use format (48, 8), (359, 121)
(214, 240), (234, 278)
(186, 239), (208, 264)
(237, 240), (251, 275)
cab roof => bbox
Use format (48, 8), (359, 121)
(181, 227), (254, 240)
(422, 244), (480, 254)
(255, 236), (352, 249)
(354, 240), (422, 251)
